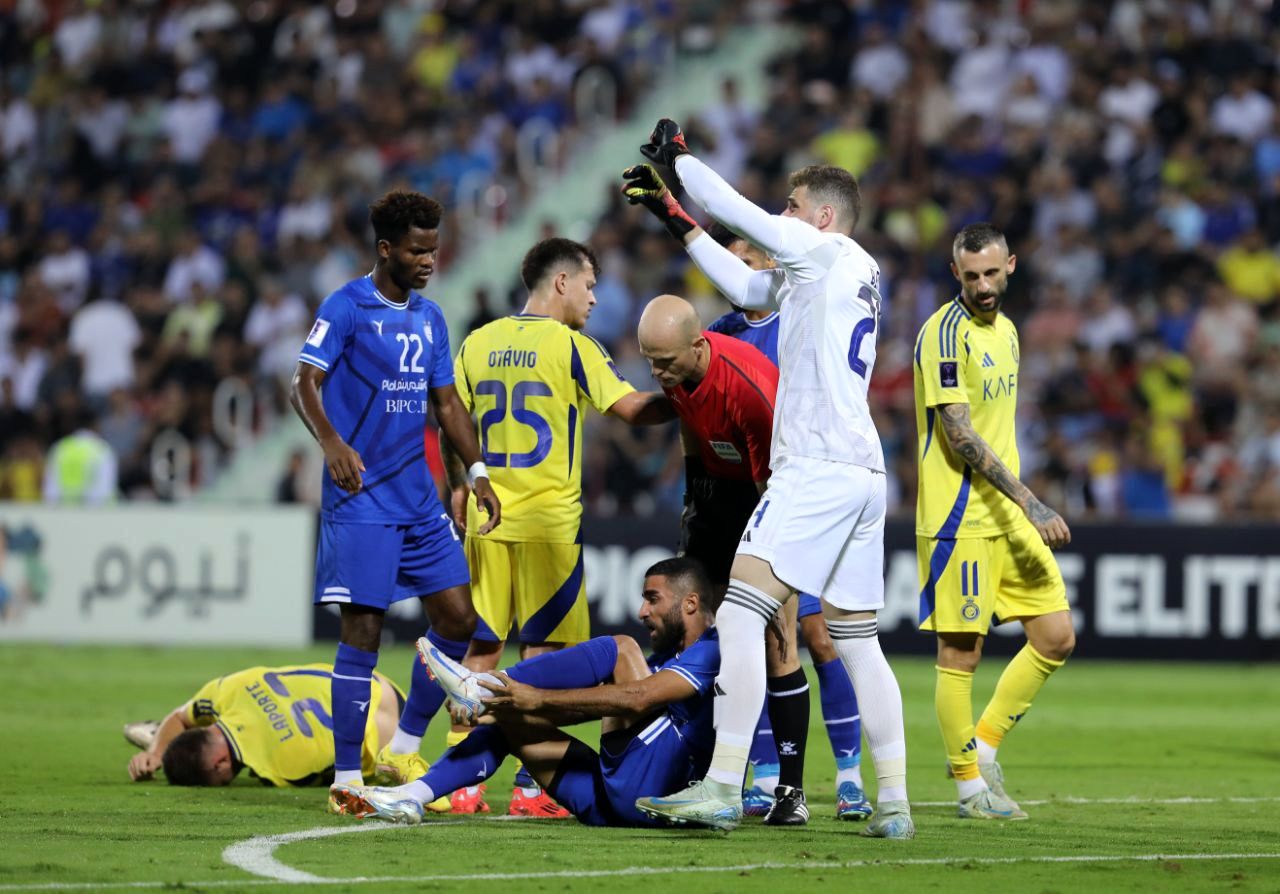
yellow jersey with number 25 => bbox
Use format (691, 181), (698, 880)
(454, 315), (635, 544)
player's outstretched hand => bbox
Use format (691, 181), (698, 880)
(128, 751), (161, 781)
(639, 118), (689, 169)
(320, 435), (364, 494)
(1026, 499), (1071, 548)
(622, 164), (697, 240)
(478, 671), (542, 714)
(472, 477), (501, 534)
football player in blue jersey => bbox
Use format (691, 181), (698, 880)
(290, 190), (501, 812)
(328, 557), (724, 829)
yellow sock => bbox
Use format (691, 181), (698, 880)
(936, 666), (981, 781)
(976, 644), (1065, 749)
(445, 728), (470, 749)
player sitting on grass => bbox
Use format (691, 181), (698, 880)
(328, 557), (724, 828)
(125, 663), (444, 805)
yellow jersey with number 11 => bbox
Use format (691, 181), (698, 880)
(913, 297), (1023, 540)
(454, 315), (635, 544)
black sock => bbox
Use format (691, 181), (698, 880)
(766, 668), (810, 791)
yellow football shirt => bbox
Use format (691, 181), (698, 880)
(185, 664), (383, 787)
(913, 297), (1023, 539)
(454, 315), (635, 543)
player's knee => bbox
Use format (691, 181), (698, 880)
(612, 634), (644, 666)
(936, 633), (982, 672)
(1037, 625), (1075, 662)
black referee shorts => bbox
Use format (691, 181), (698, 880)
(678, 475), (760, 587)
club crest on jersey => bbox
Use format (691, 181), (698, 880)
(961, 599), (980, 622)
(424, 322), (434, 344)
(709, 440), (743, 463)
(939, 360), (958, 388)
(306, 319), (330, 347)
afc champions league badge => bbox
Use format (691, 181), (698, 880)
(961, 598), (980, 622)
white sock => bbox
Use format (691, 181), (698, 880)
(399, 779), (435, 804)
(827, 617), (908, 805)
(388, 728), (422, 755)
(976, 739), (998, 764)
(835, 764), (863, 789)
(753, 773), (779, 794)
(956, 776), (987, 800)
(705, 581), (775, 792)
(334, 769), (362, 785)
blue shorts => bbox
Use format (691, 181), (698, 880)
(314, 516), (470, 609)
(797, 593), (822, 618)
(548, 714), (703, 828)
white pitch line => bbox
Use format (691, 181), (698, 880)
(1, 852), (1278, 892)
(912, 795), (1280, 807)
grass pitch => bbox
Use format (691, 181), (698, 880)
(1, 644), (1277, 893)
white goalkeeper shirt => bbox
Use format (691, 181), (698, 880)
(676, 155), (885, 473)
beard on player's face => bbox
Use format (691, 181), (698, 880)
(965, 276), (1006, 313)
(647, 602), (686, 654)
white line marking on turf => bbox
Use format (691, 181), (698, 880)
(913, 795), (1280, 807)
(1, 852), (1278, 891)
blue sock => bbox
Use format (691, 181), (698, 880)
(419, 724), (510, 797)
(399, 630), (468, 737)
(748, 701), (779, 788)
(505, 637), (619, 689)
(514, 765), (536, 789)
(815, 656), (861, 768)
(332, 642), (378, 772)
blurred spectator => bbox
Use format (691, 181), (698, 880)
(42, 410), (117, 505)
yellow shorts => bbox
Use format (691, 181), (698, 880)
(466, 537), (588, 645)
(916, 523), (1068, 635)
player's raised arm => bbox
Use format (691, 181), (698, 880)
(290, 362), (365, 495)
(935, 403), (1070, 548)
(430, 383), (501, 534)
(623, 162), (783, 312)
(642, 118), (789, 257)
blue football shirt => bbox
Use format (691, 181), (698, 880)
(298, 274), (452, 524)
(707, 310), (780, 365)
(647, 627), (719, 753)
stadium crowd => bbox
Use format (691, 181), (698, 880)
(571, 0), (1280, 523)
(3, 0), (1280, 523)
(0, 0), (705, 500)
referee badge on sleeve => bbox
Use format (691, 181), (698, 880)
(939, 361), (958, 388)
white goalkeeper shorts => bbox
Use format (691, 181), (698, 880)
(735, 457), (886, 612)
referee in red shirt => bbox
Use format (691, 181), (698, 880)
(636, 293), (812, 825)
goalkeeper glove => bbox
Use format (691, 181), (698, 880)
(622, 163), (697, 240)
(639, 118), (690, 169)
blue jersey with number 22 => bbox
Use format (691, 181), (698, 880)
(298, 275), (451, 524)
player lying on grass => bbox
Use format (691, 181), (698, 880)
(125, 663), (443, 802)
(328, 557), (726, 828)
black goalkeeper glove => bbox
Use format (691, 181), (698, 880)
(639, 118), (690, 169)
(622, 163), (697, 240)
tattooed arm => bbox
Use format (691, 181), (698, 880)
(936, 402), (1071, 548)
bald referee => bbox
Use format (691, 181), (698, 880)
(635, 294), (812, 826)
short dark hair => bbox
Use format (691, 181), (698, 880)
(705, 221), (743, 248)
(520, 237), (599, 292)
(789, 164), (862, 231)
(644, 556), (714, 615)
(369, 190), (443, 246)
(953, 222), (1008, 258)
(163, 728), (215, 786)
